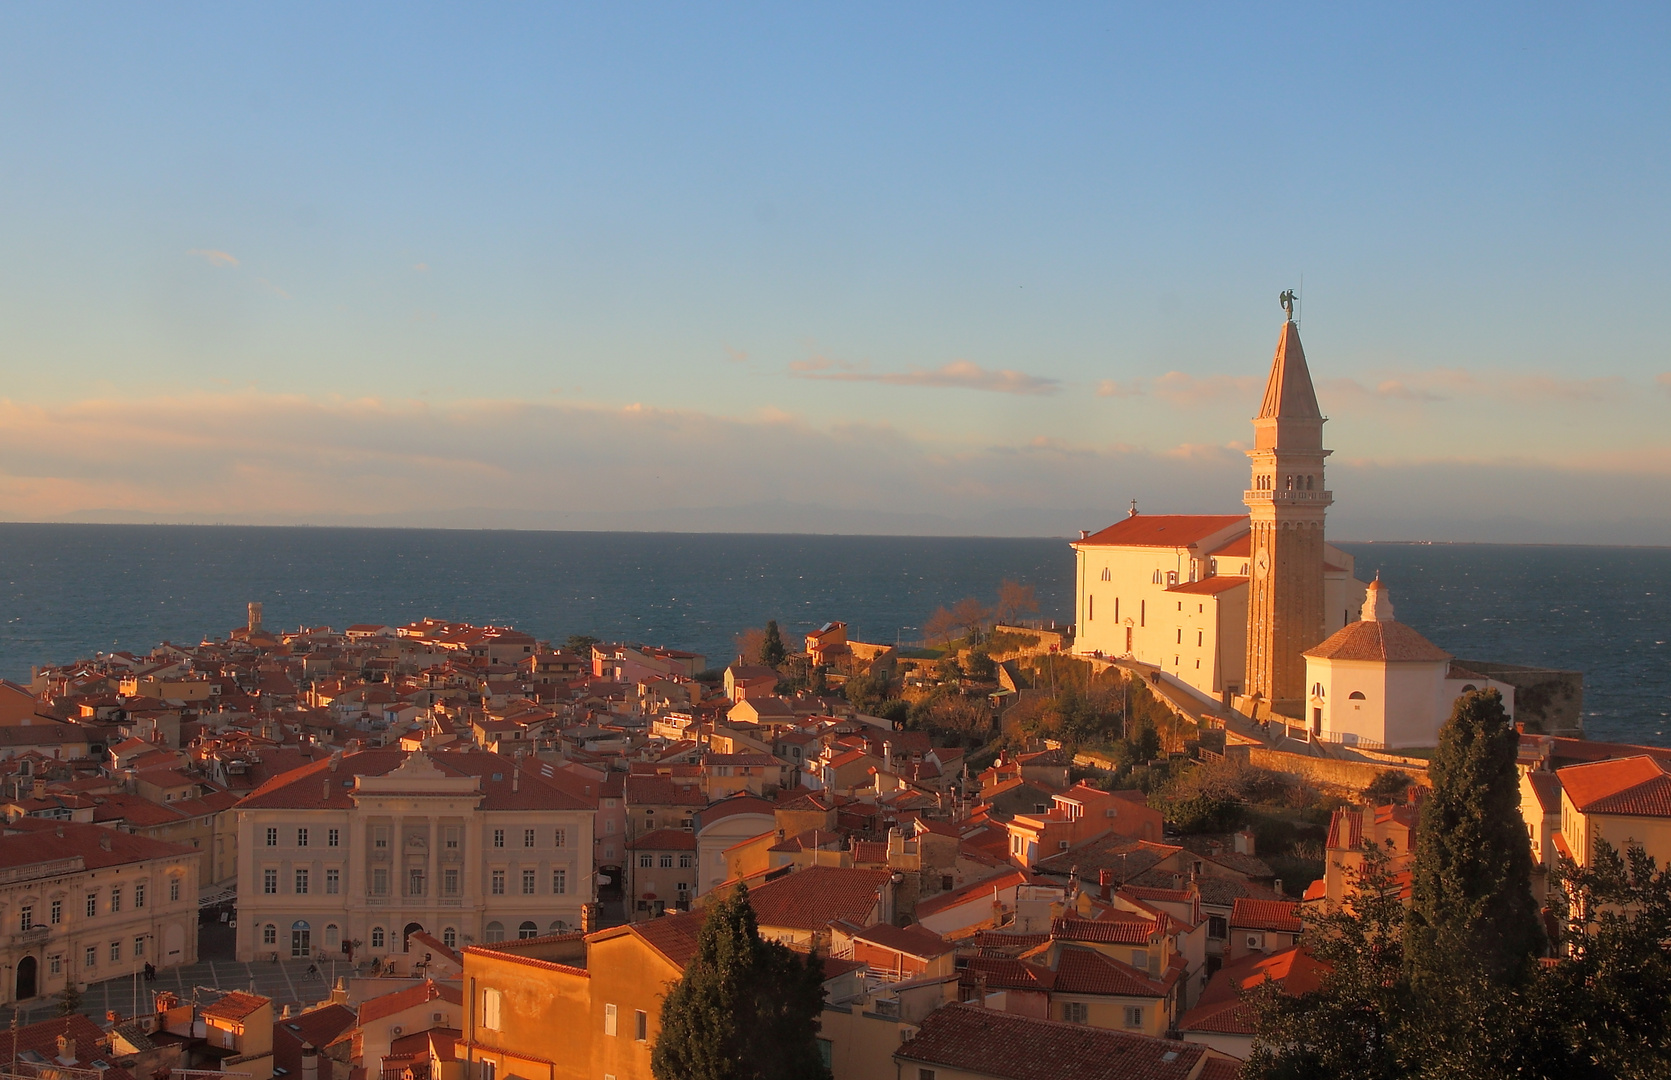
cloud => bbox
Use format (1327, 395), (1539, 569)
(1657, 373), (1671, 396)
(186, 249), (239, 268)
(256, 278), (292, 300)
(1149, 371), (1261, 407)
(1095, 379), (1143, 398)
(725, 345), (749, 363)
(1323, 370), (1629, 409)
(414, 262), (430, 272)
(790, 356), (1060, 396)
(1, 391), (1667, 542)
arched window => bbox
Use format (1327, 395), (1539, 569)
(371, 926), (385, 949)
(548, 920), (567, 935)
(325, 924), (340, 947)
(1462, 684), (1478, 693)
(1348, 691), (1367, 700)
(1151, 570), (1162, 584)
(484, 921), (505, 943)
(1100, 567), (1111, 582)
(1286, 475), (1294, 490)
(1306, 475), (1315, 490)
(518, 921), (539, 939)
(443, 927), (457, 948)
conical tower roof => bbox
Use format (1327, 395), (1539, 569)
(1257, 320), (1322, 421)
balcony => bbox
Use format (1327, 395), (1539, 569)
(11, 925), (51, 946)
(1243, 489), (1333, 505)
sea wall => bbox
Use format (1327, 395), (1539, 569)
(1456, 660), (1584, 737)
(1247, 746), (1429, 792)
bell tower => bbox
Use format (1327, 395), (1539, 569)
(1244, 299), (1330, 715)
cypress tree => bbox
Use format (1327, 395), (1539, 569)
(1405, 688), (1543, 987)
(760, 620), (787, 668)
(652, 885), (831, 1080)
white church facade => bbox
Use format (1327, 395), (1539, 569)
(1071, 304), (1514, 747)
(1072, 310), (1370, 712)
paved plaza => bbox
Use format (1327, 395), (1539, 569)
(0, 922), (354, 1028)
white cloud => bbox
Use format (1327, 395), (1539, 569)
(186, 249), (239, 268)
(0, 392), (1667, 542)
(790, 356), (1060, 396)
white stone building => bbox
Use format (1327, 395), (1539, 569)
(0, 819), (199, 1005)
(233, 749), (594, 963)
(1302, 580), (1515, 749)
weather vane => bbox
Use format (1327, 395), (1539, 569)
(1279, 289), (1296, 322)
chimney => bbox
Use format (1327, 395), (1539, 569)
(882, 741), (893, 772)
(31, 778), (45, 800)
(301, 1042), (319, 1080)
(248, 602), (264, 635)
(1274, 878), (1284, 897)
(1098, 868), (1114, 901)
(99, 833), (113, 852)
(1234, 829), (1256, 856)
(512, 765), (519, 793)
(56, 1035), (76, 1065)
(580, 903), (598, 934)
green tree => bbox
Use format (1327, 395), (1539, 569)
(760, 620), (787, 667)
(1405, 689), (1543, 988)
(1541, 841), (1671, 1079)
(652, 885), (832, 1080)
(1245, 841), (1412, 1079)
(565, 634), (600, 655)
(57, 984), (82, 1016)
(1363, 769), (1415, 803)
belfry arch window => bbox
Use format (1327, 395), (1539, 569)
(1100, 567), (1111, 582)
(1306, 475), (1314, 490)
(1151, 570), (1162, 584)
(1166, 571), (1178, 587)
(1286, 475), (1294, 490)
(1348, 691), (1367, 700)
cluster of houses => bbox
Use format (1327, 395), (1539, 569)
(0, 604), (1668, 1080)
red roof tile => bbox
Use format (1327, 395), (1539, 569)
(1230, 898), (1302, 933)
(1558, 756), (1671, 817)
(1303, 619), (1450, 663)
(1075, 515), (1247, 550)
(1167, 576), (1247, 595)
(744, 866), (891, 932)
(896, 1003), (1208, 1080)
(357, 981), (461, 1026)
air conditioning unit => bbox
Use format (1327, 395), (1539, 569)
(432, 1013), (442, 1023)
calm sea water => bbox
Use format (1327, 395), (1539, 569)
(0, 525), (1664, 745)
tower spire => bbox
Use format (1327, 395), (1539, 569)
(1243, 304), (1332, 717)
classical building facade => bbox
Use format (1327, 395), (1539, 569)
(1074, 311), (1368, 717)
(0, 819), (199, 1005)
(233, 749), (594, 963)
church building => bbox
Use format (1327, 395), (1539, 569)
(1072, 310), (1369, 718)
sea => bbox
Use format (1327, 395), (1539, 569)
(0, 525), (1665, 746)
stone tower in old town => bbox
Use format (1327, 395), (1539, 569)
(1243, 305), (1331, 715)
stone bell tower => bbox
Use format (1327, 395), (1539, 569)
(1243, 300), (1330, 716)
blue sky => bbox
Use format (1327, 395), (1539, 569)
(1, 4), (1669, 540)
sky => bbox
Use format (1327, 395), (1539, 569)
(1, 4), (1669, 542)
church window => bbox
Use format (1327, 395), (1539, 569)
(1176, 629), (1182, 644)
(1114, 598), (1119, 622)
(1286, 475), (1294, 490)
(1166, 571), (1178, 587)
(1349, 691), (1366, 700)
(1197, 631), (1203, 646)
(1140, 601), (1145, 627)
(1088, 596), (1093, 621)
(1100, 568), (1111, 582)
(1151, 570), (1162, 584)
(1306, 475), (1315, 490)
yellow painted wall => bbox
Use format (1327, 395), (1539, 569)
(462, 947), (592, 1080)
(586, 933), (683, 1080)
